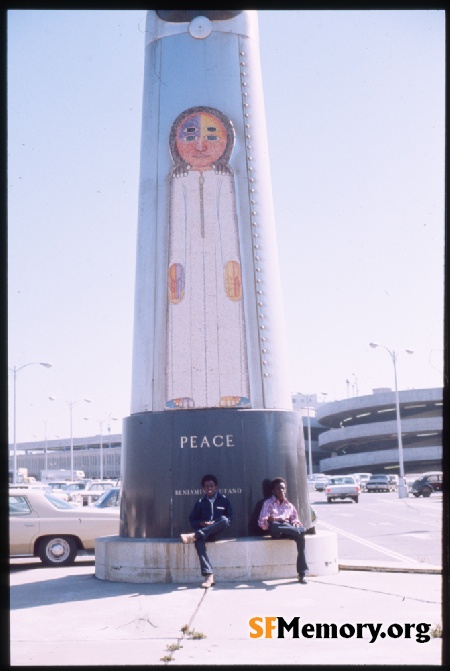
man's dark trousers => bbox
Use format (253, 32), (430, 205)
(268, 521), (308, 575)
(194, 518), (230, 575)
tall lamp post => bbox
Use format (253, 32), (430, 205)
(44, 421), (48, 472)
(299, 394), (313, 477)
(8, 362), (52, 484)
(351, 373), (359, 397)
(84, 417), (105, 479)
(369, 342), (414, 499)
(84, 413), (118, 479)
(106, 412), (118, 448)
(49, 396), (91, 480)
(35, 420), (49, 472)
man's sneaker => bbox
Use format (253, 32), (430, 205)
(201, 574), (215, 588)
(298, 574), (307, 584)
(180, 533), (196, 544)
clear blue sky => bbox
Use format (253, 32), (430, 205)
(8, 10), (445, 443)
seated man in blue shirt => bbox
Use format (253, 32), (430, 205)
(258, 476), (309, 584)
(180, 473), (233, 588)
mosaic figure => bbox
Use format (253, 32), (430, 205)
(166, 107), (250, 409)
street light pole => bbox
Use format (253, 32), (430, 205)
(106, 412), (118, 448)
(306, 404), (312, 477)
(9, 362), (52, 484)
(369, 342), (414, 499)
(49, 396), (91, 480)
(44, 420), (48, 472)
(85, 417), (105, 479)
(345, 379), (351, 398)
(299, 394), (313, 477)
(85, 413), (117, 479)
(352, 373), (359, 397)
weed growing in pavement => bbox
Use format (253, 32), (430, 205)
(160, 640), (184, 662)
(160, 627), (206, 662)
(180, 625), (207, 639)
(160, 654), (174, 662)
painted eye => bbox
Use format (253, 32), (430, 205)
(185, 135), (196, 142)
(207, 126), (217, 132)
(186, 127), (197, 133)
(206, 135), (218, 141)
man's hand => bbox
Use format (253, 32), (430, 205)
(200, 521), (214, 527)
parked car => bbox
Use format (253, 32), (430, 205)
(61, 481), (90, 504)
(387, 474), (399, 490)
(411, 472), (443, 498)
(64, 481), (88, 491)
(365, 474), (393, 493)
(90, 487), (121, 509)
(46, 480), (69, 489)
(352, 473), (372, 491)
(9, 482), (50, 492)
(78, 481), (117, 506)
(9, 487), (119, 566)
(325, 476), (360, 503)
(405, 473), (424, 491)
(10, 482), (70, 502)
(313, 475), (329, 492)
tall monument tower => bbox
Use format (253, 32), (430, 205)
(120, 10), (310, 539)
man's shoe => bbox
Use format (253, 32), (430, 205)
(201, 574), (215, 588)
(180, 533), (196, 544)
(298, 574), (307, 584)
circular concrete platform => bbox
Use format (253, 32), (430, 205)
(95, 530), (338, 583)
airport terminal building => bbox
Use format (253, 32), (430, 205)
(9, 387), (443, 480)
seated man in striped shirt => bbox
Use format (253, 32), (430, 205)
(258, 476), (309, 584)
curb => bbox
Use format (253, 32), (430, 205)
(339, 563), (442, 575)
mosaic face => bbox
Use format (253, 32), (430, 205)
(176, 111), (227, 169)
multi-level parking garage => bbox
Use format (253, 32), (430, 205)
(315, 387), (443, 475)
(9, 388), (443, 480)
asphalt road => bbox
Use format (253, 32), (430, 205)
(309, 489), (443, 567)
(10, 489), (442, 572)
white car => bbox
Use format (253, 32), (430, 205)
(9, 487), (119, 566)
(77, 481), (117, 506)
(325, 476), (360, 503)
(9, 482), (70, 502)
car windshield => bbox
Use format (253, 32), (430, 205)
(44, 493), (77, 509)
(87, 482), (113, 490)
(371, 476), (387, 480)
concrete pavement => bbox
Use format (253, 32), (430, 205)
(9, 557), (443, 666)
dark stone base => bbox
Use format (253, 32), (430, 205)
(120, 408), (309, 538)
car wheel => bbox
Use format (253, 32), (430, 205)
(38, 536), (78, 566)
(327, 497), (333, 503)
(413, 493), (419, 497)
(422, 487), (432, 497)
(353, 496), (359, 503)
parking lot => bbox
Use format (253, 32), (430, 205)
(309, 489), (443, 567)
